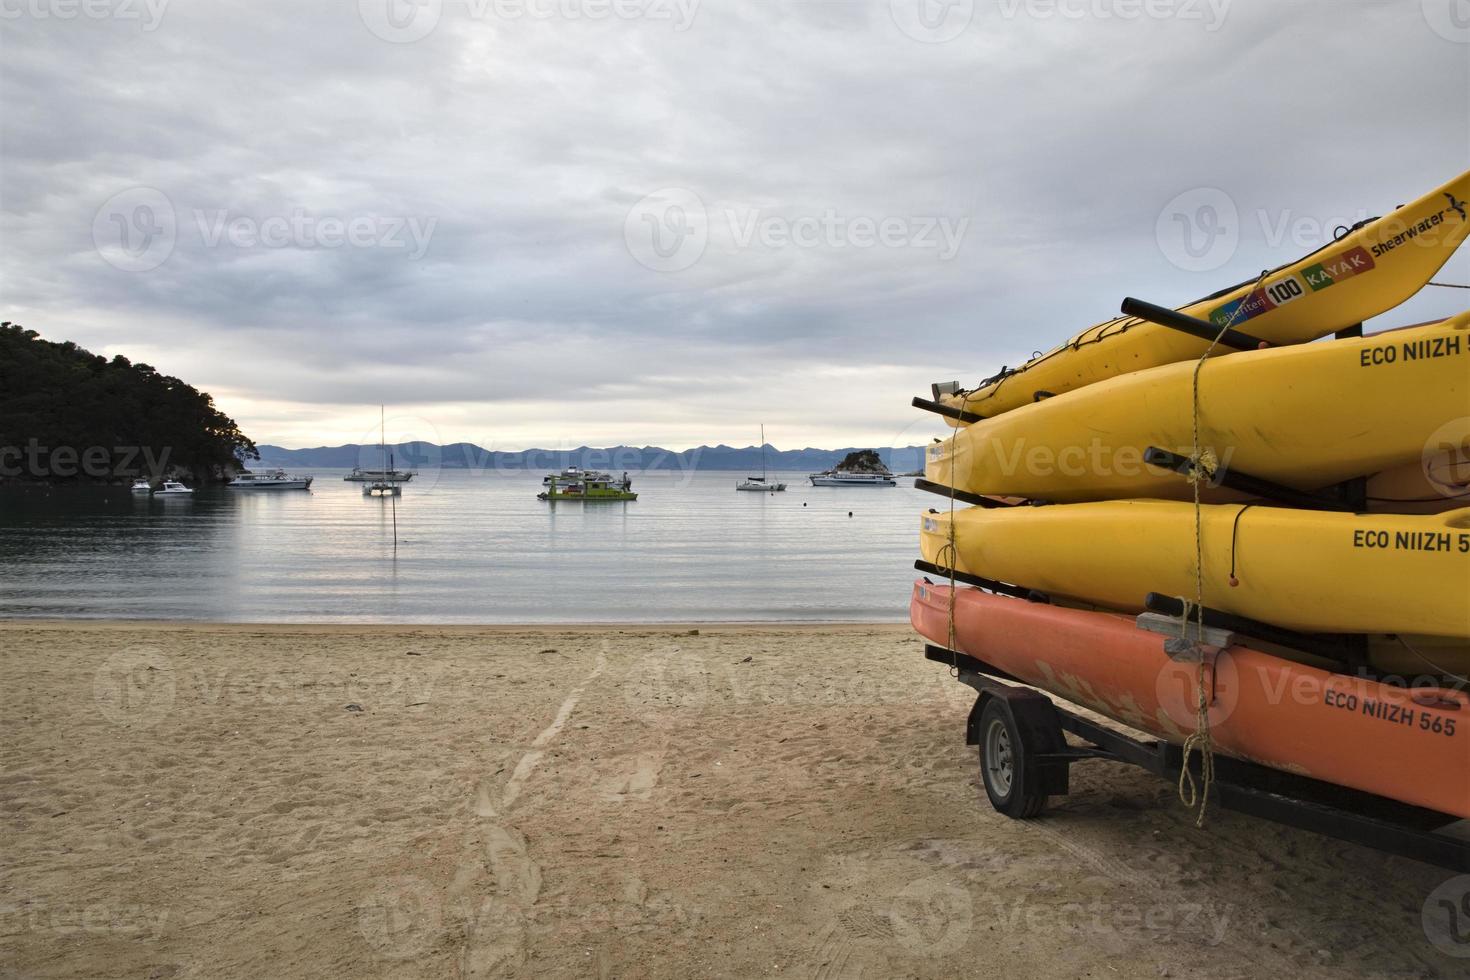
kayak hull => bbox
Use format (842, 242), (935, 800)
(927, 315), (1470, 505)
(939, 168), (1470, 423)
(918, 501), (1470, 637)
(910, 581), (1470, 819)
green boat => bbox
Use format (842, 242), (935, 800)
(537, 471), (637, 502)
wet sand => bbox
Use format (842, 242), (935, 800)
(1, 621), (1464, 978)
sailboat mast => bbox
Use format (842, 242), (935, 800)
(760, 424), (767, 480)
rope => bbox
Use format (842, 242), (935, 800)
(1176, 269), (1269, 827)
(939, 468), (961, 675)
(1428, 281), (1470, 289)
(1391, 635), (1470, 688)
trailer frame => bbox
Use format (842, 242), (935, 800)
(925, 643), (1470, 872)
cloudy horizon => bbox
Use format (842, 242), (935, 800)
(3, 0), (1468, 451)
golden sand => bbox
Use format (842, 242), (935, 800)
(0, 622), (1458, 977)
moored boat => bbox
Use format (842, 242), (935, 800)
(154, 480), (194, 495)
(345, 466), (416, 483)
(910, 581), (1470, 819)
(542, 466), (611, 485)
(810, 470), (896, 487)
(130, 479), (152, 493)
(737, 424), (787, 492)
(538, 471), (637, 501)
(227, 468), (314, 490)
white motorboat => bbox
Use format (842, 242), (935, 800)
(736, 425), (786, 492)
(154, 480), (194, 495)
(227, 468), (314, 490)
(809, 469), (896, 487)
(130, 479), (152, 493)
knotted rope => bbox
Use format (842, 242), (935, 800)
(1176, 269), (1269, 826)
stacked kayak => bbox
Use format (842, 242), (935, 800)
(918, 501), (1470, 639)
(911, 167), (1470, 819)
(910, 583), (1470, 819)
(926, 314), (1470, 506)
(935, 167), (1470, 422)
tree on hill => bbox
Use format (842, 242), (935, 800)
(835, 449), (888, 472)
(0, 322), (258, 482)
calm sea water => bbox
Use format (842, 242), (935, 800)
(0, 469), (930, 622)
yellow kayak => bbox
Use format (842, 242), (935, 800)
(926, 313), (1470, 504)
(918, 501), (1470, 638)
(938, 167), (1470, 423)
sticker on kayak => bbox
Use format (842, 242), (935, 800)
(1209, 245), (1376, 328)
(923, 517), (941, 533)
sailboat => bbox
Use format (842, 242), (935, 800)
(363, 407), (403, 496)
(736, 425), (786, 492)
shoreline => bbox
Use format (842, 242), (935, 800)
(0, 618), (911, 633)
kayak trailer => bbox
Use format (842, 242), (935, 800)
(925, 643), (1470, 872)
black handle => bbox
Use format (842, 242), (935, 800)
(1121, 297), (1266, 351)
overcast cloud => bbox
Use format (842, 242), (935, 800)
(2, 0), (1467, 450)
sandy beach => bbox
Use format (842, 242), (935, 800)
(1, 621), (1463, 978)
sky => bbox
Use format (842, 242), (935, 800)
(2, 0), (1468, 451)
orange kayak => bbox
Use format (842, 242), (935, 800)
(910, 580), (1470, 819)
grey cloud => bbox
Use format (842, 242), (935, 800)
(2, 0), (1467, 447)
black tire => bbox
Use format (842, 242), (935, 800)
(978, 697), (1047, 819)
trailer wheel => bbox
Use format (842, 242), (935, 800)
(979, 697), (1047, 818)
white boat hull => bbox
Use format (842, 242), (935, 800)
(809, 475), (896, 487)
(227, 480), (313, 490)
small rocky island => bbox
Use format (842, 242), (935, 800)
(833, 449), (892, 474)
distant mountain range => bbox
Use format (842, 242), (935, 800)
(254, 442), (928, 473)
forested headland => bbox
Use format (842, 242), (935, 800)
(0, 322), (257, 483)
